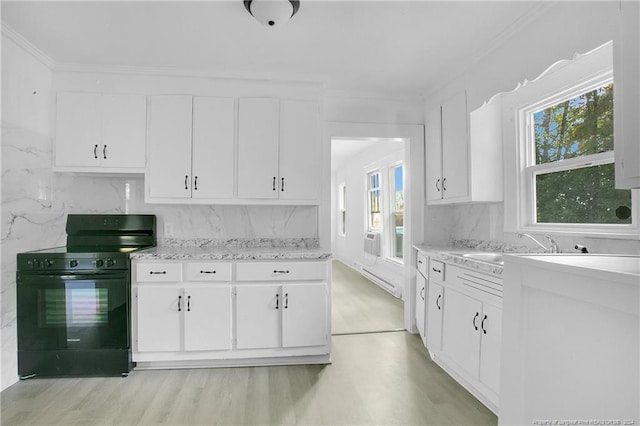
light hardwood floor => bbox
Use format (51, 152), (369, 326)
(1, 261), (497, 425)
(331, 260), (404, 335)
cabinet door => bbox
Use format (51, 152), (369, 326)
(426, 282), (444, 352)
(442, 288), (481, 378)
(191, 97), (235, 199)
(136, 286), (181, 352)
(236, 284), (280, 349)
(147, 96), (193, 198)
(278, 100), (321, 201)
(425, 106), (443, 202)
(101, 94), (147, 169)
(184, 285), (232, 351)
(55, 92), (102, 167)
(479, 303), (502, 395)
(614, 0), (640, 189)
(415, 273), (426, 344)
(441, 91), (469, 200)
(282, 283), (328, 348)
(237, 98), (279, 199)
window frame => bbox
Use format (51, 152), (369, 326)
(338, 183), (347, 237)
(366, 169), (382, 232)
(505, 44), (639, 238)
(388, 162), (404, 263)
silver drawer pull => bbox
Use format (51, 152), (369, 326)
(149, 271), (167, 275)
(273, 270), (290, 274)
(200, 270), (217, 274)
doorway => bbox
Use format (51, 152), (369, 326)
(321, 122), (425, 335)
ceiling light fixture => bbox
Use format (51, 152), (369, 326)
(244, 0), (300, 27)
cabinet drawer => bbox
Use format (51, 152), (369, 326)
(185, 262), (232, 281)
(417, 252), (428, 277)
(236, 261), (327, 281)
(136, 262), (182, 282)
(430, 260), (446, 282)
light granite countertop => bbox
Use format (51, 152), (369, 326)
(131, 238), (331, 261)
(414, 244), (505, 276)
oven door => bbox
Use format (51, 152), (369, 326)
(17, 270), (130, 350)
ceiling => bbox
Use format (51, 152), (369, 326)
(1, 0), (548, 97)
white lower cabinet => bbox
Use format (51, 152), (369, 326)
(415, 272), (426, 344)
(132, 259), (330, 368)
(236, 283), (328, 350)
(425, 281), (444, 352)
(416, 250), (502, 414)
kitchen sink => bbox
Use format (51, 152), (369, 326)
(462, 252), (504, 265)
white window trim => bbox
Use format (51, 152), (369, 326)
(366, 169), (382, 232)
(388, 161), (404, 264)
(503, 41), (640, 239)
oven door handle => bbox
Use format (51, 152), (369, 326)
(18, 272), (128, 282)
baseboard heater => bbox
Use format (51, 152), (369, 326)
(361, 267), (400, 297)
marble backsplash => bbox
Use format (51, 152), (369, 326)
(1, 124), (319, 390)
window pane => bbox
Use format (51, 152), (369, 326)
(535, 163), (632, 224)
(394, 212), (404, 259)
(533, 83), (613, 165)
(393, 165), (404, 212)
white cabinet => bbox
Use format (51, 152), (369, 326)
(237, 98), (320, 202)
(183, 285), (233, 351)
(132, 258), (331, 367)
(415, 271), (426, 344)
(236, 283), (328, 349)
(442, 288), (483, 378)
(425, 91), (502, 204)
(479, 303), (501, 396)
(426, 281), (444, 352)
(135, 261), (233, 354)
(614, 0), (640, 189)
(137, 285), (182, 352)
(55, 92), (146, 172)
(147, 95), (235, 201)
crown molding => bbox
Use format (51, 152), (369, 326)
(53, 61), (325, 90)
(1, 23), (55, 70)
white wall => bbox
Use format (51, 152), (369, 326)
(423, 1), (640, 254)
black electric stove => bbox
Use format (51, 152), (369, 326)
(16, 214), (156, 378)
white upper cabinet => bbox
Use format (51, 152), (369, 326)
(55, 92), (146, 172)
(147, 95), (193, 199)
(614, 0), (640, 189)
(146, 95), (235, 202)
(425, 91), (502, 204)
(238, 98), (321, 203)
(237, 98), (280, 199)
(279, 100), (321, 201)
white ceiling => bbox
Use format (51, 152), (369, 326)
(1, 0), (548, 97)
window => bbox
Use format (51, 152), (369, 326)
(526, 80), (632, 226)
(504, 42), (637, 238)
(338, 184), (347, 237)
(390, 164), (404, 260)
(367, 171), (381, 230)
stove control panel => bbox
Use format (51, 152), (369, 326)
(19, 256), (125, 271)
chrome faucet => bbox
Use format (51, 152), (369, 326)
(518, 233), (560, 253)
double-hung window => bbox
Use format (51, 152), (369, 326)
(505, 42), (637, 237)
(389, 163), (404, 260)
(367, 171), (382, 230)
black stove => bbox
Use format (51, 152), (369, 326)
(16, 214), (156, 378)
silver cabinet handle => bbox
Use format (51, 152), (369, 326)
(275, 294), (280, 309)
(420, 287), (425, 300)
(102, 144), (107, 159)
(184, 175), (189, 190)
(273, 270), (290, 274)
(442, 177), (447, 191)
(281, 177), (285, 192)
(94, 144), (99, 159)
(200, 270), (216, 274)
(436, 294), (442, 310)
(178, 295), (182, 312)
(436, 179), (440, 192)
(149, 271), (166, 275)
(187, 295), (191, 312)
(194, 176), (198, 191)
(272, 176), (277, 191)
